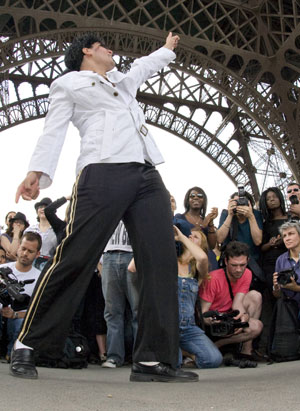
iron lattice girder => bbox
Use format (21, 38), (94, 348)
(0, 30), (295, 143)
(0, 54), (289, 194)
(0, 1), (297, 194)
(1, 0), (300, 55)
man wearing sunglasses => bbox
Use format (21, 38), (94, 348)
(286, 182), (300, 220)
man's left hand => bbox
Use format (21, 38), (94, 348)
(282, 276), (300, 292)
(236, 204), (253, 219)
(164, 32), (180, 50)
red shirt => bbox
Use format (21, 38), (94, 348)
(199, 268), (252, 312)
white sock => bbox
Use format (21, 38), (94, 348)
(139, 362), (159, 366)
(14, 339), (33, 350)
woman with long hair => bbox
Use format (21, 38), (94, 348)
(174, 225), (222, 369)
(259, 187), (288, 290)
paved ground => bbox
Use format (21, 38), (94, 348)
(1, 360), (299, 411)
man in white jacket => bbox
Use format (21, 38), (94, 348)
(12, 32), (198, 382)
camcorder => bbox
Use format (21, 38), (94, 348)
(203, 309), (249, 337)
(277, 268), (298, 286)
(233, 185), (248, 213)
(0, 266), (34, 308)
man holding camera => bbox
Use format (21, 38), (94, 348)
(217, 189), (263, 261)
(0, 232), (42, 359)
(273, 221), (300, 302)
(199, 241), (263, 358)
(217, 189), (264, 290)
(286, 182), (300, 220)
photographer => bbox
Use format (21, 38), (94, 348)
(273, 221), (300, 302)
(286, 182), (300, 221)
(217, 190), (263, 257)
(199, 241), (263, 359)
(0, 232), (41, 359)
(217, 189), (263, 290)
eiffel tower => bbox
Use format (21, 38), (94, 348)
(1, 0), (299, 201)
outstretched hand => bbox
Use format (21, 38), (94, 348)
(164, 32), (180, 50)
(15, 171), (42, 203)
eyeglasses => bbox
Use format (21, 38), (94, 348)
(189, 193), (204, 199)
(287, 188), (299, 194)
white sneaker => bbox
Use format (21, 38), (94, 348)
(102, 359), (117, 368)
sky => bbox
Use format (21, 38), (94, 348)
(0, 119), (236, 229)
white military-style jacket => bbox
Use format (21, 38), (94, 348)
(28, 47), (176, 188)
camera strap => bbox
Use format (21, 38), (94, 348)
(224, 269), (234, 301)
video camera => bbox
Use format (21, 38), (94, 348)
(277, 268), (298, 286)
(203, 309), (249, 337)
(0, 267), (34, 307)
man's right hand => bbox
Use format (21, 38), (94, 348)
(15, 171), (42, 203)
(289, 203), (300, 218)
(227, 198), (237, 216)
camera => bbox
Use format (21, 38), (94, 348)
(233, 185), (248, 214)
(290, 195), (299, 205)
(0, 266), (34, 307)
(277, 269), (298, 286)
(203, 309), (249, 337)
(236, 185), (248, 207)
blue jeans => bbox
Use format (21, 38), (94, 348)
(7, 317), (24, 355)
(179, 321), (223, 369)
(102, 251), (139, 365)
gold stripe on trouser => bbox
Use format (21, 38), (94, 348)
(18, 170), (82, 342)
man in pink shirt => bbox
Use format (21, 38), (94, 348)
(199, 241), (263, 358)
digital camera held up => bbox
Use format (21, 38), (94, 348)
(289, 195), (299, 205)
(0, 266), (34, 307)
(203, 309), (249, 337)
(277, 269), (298, 286)
(236, 185), (248, 207)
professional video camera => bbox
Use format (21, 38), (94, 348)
(0, 266), (34, 307)
(277, 268), (298, 286)
(203, 309), (249, 337)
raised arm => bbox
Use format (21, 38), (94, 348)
(174, 225), (208, 278)
(123, 32), (180, 90)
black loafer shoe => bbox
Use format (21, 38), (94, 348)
(10, 348), (38, 379)
(130, 362), (199, 382)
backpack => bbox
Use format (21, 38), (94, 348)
(268, 296), (300, 362)
(36, 331), (90, 369)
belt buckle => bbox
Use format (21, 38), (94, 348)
(140, 125), (148, 137)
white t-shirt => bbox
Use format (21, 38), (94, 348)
(0, 262), (41, 310)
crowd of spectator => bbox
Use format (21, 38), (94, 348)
(1, 181), (300, 370)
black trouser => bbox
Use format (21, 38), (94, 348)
(18, 163), (179, 368)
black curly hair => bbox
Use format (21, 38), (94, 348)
(64, 33), (106, 71)
(259, 187), (286, 222)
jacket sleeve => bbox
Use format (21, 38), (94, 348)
(123, 47), (176, 94)
(28, 77), (74, 188)
(44, 197), (67, 237)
